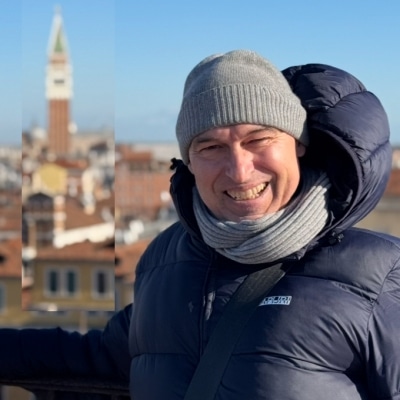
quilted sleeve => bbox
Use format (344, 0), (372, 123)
(366, 258), (400, 399)
(0, 305), (132, 382)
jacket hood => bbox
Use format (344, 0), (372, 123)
(170, 63), (392, 241)
(282, 63), (392, 233)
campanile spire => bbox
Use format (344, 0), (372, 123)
(46, 6), (73, 157)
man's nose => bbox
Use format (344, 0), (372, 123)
(225, 148), (253, 182)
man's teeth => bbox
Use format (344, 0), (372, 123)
(227, 183), (267, 200)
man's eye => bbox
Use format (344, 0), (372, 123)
(249, 137), (271, 145)
(201, 144), (221, 151)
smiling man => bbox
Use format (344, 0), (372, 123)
(128, 50), (400, 399)
(174, 51), (331, 265)
(0, 50), (399, 400)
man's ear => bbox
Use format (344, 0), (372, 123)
(187, 162), (193, 174)
(296, 142), (306, 158)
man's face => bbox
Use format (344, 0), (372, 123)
(188, 124), (305, 222)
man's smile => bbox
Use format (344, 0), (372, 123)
(225, 183), (267, 201)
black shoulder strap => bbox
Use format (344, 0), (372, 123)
(184, 262), (289, 400)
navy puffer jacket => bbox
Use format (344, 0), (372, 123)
(0, 64), (399, 400)
(128, 64), (400, 399)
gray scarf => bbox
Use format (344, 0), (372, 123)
(193, 168), (331, 264)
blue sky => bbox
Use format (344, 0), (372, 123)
(1, 0), (400, 145)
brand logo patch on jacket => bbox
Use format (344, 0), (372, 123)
(259, 296), (292, 306)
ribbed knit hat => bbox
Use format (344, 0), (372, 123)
(176, 50), (309, 164)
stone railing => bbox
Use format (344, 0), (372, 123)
(0, 378), (130, 399)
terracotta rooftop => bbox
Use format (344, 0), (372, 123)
(384, 169), (400, 196)
(0, 238), (22, 278)
(35, 239), (115, 262)
(64, 196), (108, 229)
(0, 213), (21, 233)
(0, 189), (21, 233)
(53, 159), (88, 170)
(116, 144), (152, 163)
(96, 193), (115, 213)
(0, 188), (21, 205)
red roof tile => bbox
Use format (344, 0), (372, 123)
(64, 196), (107, 229)
(0, 238), (22, 277)
(35, 239), (115, 262)
(385, 169), (400, 196)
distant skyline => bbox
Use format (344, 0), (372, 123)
(1, 0), (400, 145)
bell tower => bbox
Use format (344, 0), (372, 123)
(46, 7), (72, 157)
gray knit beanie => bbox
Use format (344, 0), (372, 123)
(176, 50), (309, 164)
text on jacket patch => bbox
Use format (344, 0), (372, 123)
(259, 296), (292, 306)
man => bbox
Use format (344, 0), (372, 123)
(1, 50), (399, 399)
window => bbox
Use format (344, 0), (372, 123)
(66, 270), (77, 295)
(45, 268), (79, 298)
(92, 269), (114, 299)
(48, 270), (59, 295)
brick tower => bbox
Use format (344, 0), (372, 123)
(46, 7), (72, 158)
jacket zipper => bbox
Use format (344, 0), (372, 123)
(199, 250), (218, 356)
